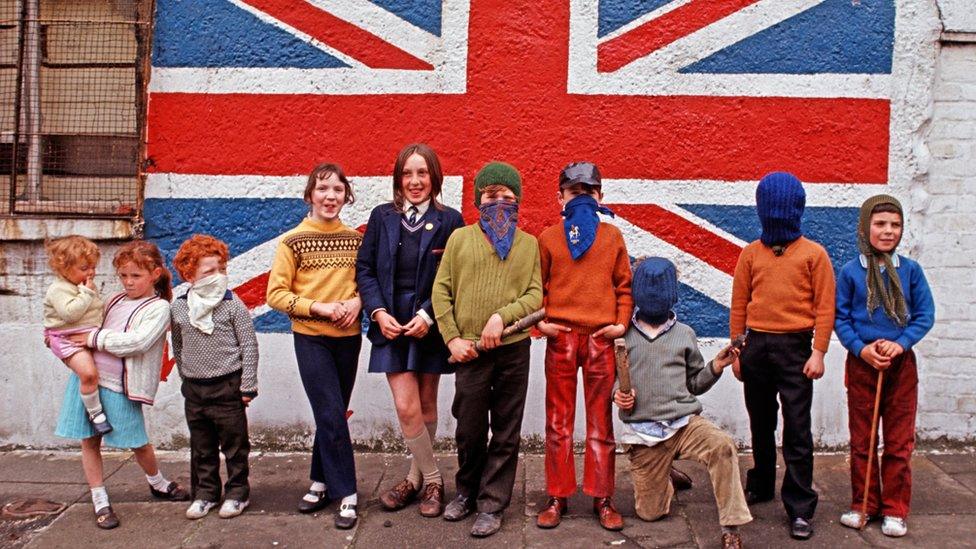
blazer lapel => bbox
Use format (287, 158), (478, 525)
(384, 207), (401, 258)
(418, 208), (442, 258)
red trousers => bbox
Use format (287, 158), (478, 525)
(544, 330), (616, 498)
(846, 350), (917, 519)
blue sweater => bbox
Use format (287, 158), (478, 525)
(834, 254), (935, 357)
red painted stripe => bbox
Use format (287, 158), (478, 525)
(240, 0), (433, 70)
(598, 0), (760, 73)
(609, 203), (742, 275)
(234, 272), (270, 310)
(147, 93), (890, 185)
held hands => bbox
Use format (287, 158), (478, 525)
(401, 315), (430, 338)
(479, 313), (504, 351)
(336, 297), (362, 329)
(447, 337), (478, 363)
(310, 301), (344, 321)
(614, 389), (635, 411)
(536, 320), (571, 338)
(375, 310), (404, 340)
(592, 323), (626, 340)
(712, 345), (741, 374)
(803, 349), (826, 380)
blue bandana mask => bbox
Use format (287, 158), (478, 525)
(561, 194), (614, 260)
(479, 201), (519, 260)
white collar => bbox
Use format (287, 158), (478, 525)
(859, 253), (901, 269)
(405, 199), (431, 217)
(632, 310), (677, 340)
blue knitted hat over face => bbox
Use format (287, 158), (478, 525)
(756, 172), (805, 246)
(632, 257), (678, 322)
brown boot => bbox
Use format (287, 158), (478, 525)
(670, 467), (693, 491)
(536, 496), (567, 529)
(722, 531), (743, 548)
(418, 483), (444, 517)
(593, 497), (624, 531)
(379, 478), (420, 511)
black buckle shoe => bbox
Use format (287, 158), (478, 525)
(89, 412), (113, 436)
(334, 503), (357, 530)
(150, 481), (190, 501)
(95, 506), (119, 529)
(298, 489), (329, 514)
(790, 517), (813, 540)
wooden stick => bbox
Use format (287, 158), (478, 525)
(448, 309), (546, 363)
(613, 338), (632, 414)
(860, 369), (885, 529)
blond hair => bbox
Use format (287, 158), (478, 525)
(45, 235), (100, 279)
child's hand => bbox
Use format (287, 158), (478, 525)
(860, 341), (892, 370)
(84, 275), (96, 291)
(335, 297), (362, 329)
(592, 324), (626, 340)
(402, 315), (430, 338)
(66, 329), (95, 347)
(479, 313), (504, 350)
(447, 337), (478, 363)
(242, 395), (252, 406)
(803, 349), (826, 380)
(374, 310), (404, 339)
(310, 301), (344, 321)
(876, 340), (904, 358)
(712, 345), (741, 372)
(614, 389), (635, 410)
(536, 320), (571, 338)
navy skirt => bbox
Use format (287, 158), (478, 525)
(367, 290), (453, 375)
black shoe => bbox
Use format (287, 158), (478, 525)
(470, 512), (502, 537)
(94, 505), (119, 529)
(298, 489), (328, 513)
(89, 412), (113, 436)
(443, 494), (475, 522)
(745, 491), (773, 505)
(149, 481), (190, 501)
(790, 517), (813, 540)
(334, 503), (357, 530)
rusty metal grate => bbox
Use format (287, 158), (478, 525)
(1, 0), (153, 218)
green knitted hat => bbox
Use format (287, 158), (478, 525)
(474, 161), (522, 206)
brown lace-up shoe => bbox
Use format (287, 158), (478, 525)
(722, 531), (743, 548)
(419, 483), (444, 517)
(593, 497), (624, 531)
(379, 478), (419, 511)
(536, 496), (568, 529)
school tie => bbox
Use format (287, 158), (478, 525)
(408, 206), (419, 225)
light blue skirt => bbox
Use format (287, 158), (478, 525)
(54, 374), (149, 449)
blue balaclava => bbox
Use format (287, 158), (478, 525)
(632, 257), (679, 325)
(756, 171), (805, 247)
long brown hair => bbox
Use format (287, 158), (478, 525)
(392, 143), (444, 212)
(113, 240), (174, 301)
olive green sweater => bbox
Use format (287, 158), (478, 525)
(432, 224), (543, 345)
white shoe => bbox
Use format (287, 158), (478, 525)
(882, 516), (907, 537)
(839, 510), (867, 529)
(218, 499), (250, 519)
(185, 499), (217, 520)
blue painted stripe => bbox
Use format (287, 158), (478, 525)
(153, 0), (348, 68)
(368, 0), (442, 36)
(675, 282), (730, 338)
(598, 0), (676, 38)
(144, 198), (308, 284)
(680, 0), (894, 75)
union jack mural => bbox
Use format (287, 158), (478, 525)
(145, 0), (902, 337)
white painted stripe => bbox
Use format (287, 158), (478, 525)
(609, 216), (733, 307)
(600, 179), (889, 207)
(597, 0), (693, 43)
(227, 0), (367, 69)
(306, 0), (439, 62)
(657, 203), (749, 248)
(148, 66), (466, 94)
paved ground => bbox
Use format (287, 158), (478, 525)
(2, 450), (975, 548)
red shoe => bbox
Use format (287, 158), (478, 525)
(593, 497), (624, 531)
(536, 496), (567, 529)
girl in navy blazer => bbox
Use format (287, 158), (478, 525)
(356, 143), (464, 518)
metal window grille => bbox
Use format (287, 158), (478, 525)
(1, 0), (153, 218)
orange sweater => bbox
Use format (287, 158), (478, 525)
(730, 237), (836, 352)
(538, 222), (633, 332)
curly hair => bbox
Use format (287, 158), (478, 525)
(173, 234), (230, 282)
(45, 235), (100, 279)
(113, 240), (174, 301)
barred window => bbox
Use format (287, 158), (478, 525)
(1, 0), (152, 218)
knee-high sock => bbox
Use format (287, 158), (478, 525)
(406, 422), (438, 488)
(406, 429), (442, 487)
(80, 390), (104, 419)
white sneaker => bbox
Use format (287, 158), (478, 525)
(839, 510), (867, 529)
(185, 499), (217, 520)
(218, 499), (250, 519)
(882, 516), (907, 537)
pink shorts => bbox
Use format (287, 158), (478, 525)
(45, 326), (96, 361)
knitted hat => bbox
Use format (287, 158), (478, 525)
(632, 257), (679, 321)
(474, 161), (522, 206)
(559, 161), (602, 189)
(858, 194), (908, 325)
(756, 172), (805, 246)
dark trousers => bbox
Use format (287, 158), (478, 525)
(293, 333), (361, 499)
(182, 370), (251, 502)
(740, 330), (818, 520)
(846, 350), (917, 518)
(544, 331), (616, 498)
(453, 338), (531, 513)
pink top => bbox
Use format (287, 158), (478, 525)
(93, 296), (149, 391)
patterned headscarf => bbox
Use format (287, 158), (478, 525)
(479, 201), (519, 260)
(858, 194), (908, 326)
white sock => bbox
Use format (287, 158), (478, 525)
(310, 481), (326, 492)
(91, 486), (110, 512)
(80, 390), (104, 420)
(339, 494), (357, 518)
(146, 471), (170, 492)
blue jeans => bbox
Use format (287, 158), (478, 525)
(293, 333), (361, 499)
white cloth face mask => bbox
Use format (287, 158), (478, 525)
(187, 273), (229, 334)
